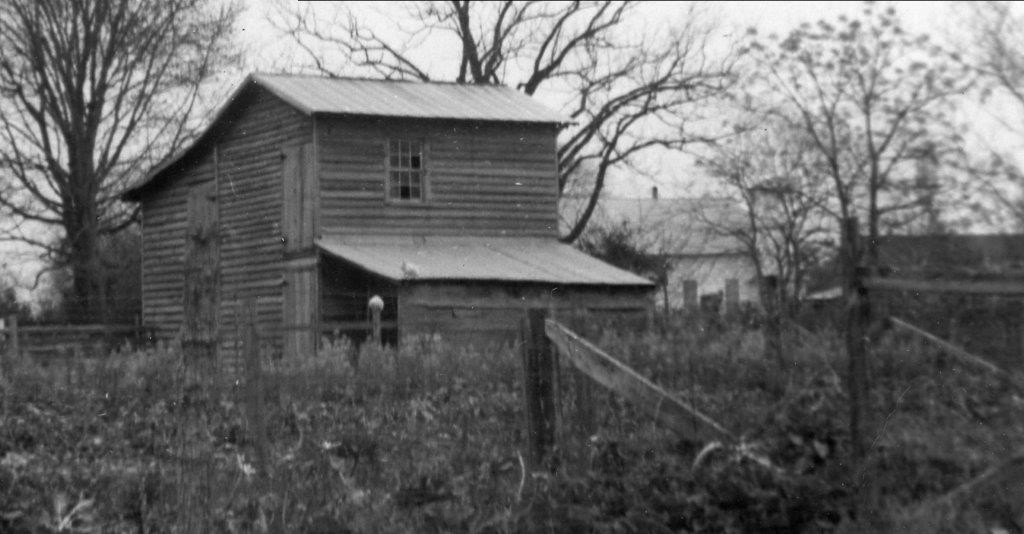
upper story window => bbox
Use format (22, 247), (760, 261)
(387, 139), (425, 201)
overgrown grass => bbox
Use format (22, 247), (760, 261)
(1, 317), (1022, 532)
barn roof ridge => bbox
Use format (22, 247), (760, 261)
(123, 72), (567, 200)
(251, 71), (507, 87)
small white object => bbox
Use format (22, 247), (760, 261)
(368, 295), (385, 312)
(401, 260), (420, 279)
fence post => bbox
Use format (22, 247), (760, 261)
(243, 297), (268, 479)
(521, 308), (557, 471)
(368, 295), (384, 346)
(8, 315), (18, 363)
(843, 217), (869, 460)
(763, 275), (784, 369)
(134, 314), (142, 348)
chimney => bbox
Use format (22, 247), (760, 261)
(651, 186), (659, 200)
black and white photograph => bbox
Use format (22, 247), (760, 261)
(1, 0), (1023, 532)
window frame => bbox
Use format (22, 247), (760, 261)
(384, 137), (429, 203)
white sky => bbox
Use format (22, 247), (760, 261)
(232, 1), (998, 198)
(3, 1), (1019, 296)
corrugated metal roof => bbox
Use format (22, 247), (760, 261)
(316, 235), (654, 286)
(123, 73), (567, 200)
(253, 73), (568, 123)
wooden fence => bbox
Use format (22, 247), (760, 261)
(842, 272), (1024, 457)
(518, 301), (1024, 513)
(0, 315), (152, 363)
(517, 308), (734, 470)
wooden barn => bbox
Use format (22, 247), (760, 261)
(122, 73), (654, 360)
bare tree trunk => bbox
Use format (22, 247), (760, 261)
(68, 205), (100, 324)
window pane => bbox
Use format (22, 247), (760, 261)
(388, 139), (427, 200)
(389, 171), (400, 198)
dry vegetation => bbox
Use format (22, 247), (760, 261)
(1, 317), (1022, 533)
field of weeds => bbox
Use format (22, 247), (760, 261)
(1, 316), (1022, 533)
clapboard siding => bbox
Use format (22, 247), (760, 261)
(139, 85), (310, 359)
(140, 151), (214, 340)
(398, 282), (652, 348)
(215, 87), (310, 362)
(317, 117), (559, 237)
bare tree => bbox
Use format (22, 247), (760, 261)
(0, 0), (239, 321)
(957, 1), (1024, 230)
(742, 1), (971, 457)
(697, 122), (831, 315)
(745, 2), (971, 268)
(272, 0), (736, 242)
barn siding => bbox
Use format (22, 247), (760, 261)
(216, 87), (311, 362)
(140, 152), (215, 340)
(316, 117), (560, 238)
(139, 86), (311, 361)
(398, 282), (652, 348)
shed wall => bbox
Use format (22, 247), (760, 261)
(140, 86), (311, 360)
(141, 152), (215, 340)
(317, 117), (560, 238)
(397, 282), (652, 348)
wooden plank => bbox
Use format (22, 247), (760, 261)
(521, 310), (557, 470)
(9, 315), (19, 362)
(281, 145), (302, 253)
(317, 115), (560, 239)
(404, 299), (648, 311)
(864, 277), (1024, 296)
(888, 316), (1024, 389)
(910, 451), (1024, 522)
(724, 278), (740, 314)
(243, 297), (268, 478)
(14, 324), (141, 335)
(544, 319), (733, 442)
(302, 142), (317, 248)
(282, 261), (317, 358)
(182, 180), (219, 359)
(843, 217), (868, 459)
(321, 320), (398, 332)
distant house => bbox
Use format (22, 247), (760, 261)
(563, 190), (760, 313)
(122, 73), (654, 360)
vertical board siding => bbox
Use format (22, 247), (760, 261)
(139, 86), (311, 365)
(317, 117), (560, 238)
(216, 88), (311, 364)
(140, 153), (215, 340)
(280, 143), (320, 358)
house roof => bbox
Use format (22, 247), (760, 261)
(122, 73), (568, 200)
(316, 235), (654, 287)
(876, 234), (1024, 274)
(561, 196), (749, 256)
(253, 73), (568, 123)
(805, 233), (1024, 295)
